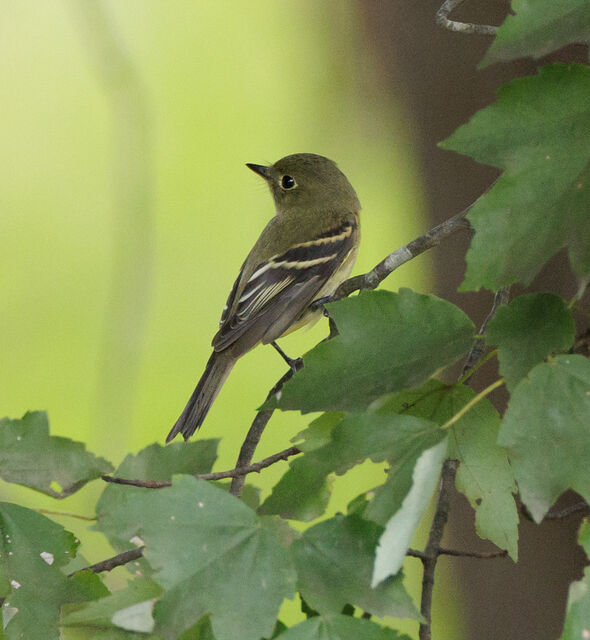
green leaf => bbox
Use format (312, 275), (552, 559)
(96, 476), (295, 640)
(277, 614), (411, 640)
(372, 439), (447, 586)
(486, 293), (575, 391)
(292, 515), (420, 620)
(0, 503), (107, 640)
(559, 568), (590, 640)
(579, 518), (590, 558)
(482, 0), (590, 67)
(62, 578), (161, 633)
(0, 411), (113, 498)
(441, 64), (590, 291)
(259, 413), (444, 521)
(96, 439), (218, 558)
(499, 355), (590, 522)
(446, 388), (519, 560)
(266, 289), (474, 412)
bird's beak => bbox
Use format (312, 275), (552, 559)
(246, 163), (270, 180)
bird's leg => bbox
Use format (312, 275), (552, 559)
(271, 341), (303, 374)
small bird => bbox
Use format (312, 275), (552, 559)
(166, 153), (361, 442)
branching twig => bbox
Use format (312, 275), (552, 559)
(419, 459), (458, 640)
(229, 365), (302, 497)
(68, 547), (144, 577)
(435, 0), (498, 36)
(102, 445), (301, 489)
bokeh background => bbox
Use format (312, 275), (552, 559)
(2, 2), (587, 639)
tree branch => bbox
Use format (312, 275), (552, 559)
(325, 211), (470, 304)
(229, 364), (302, 497)
(101, 445), (301, 489)
(68, 547), (144, 577)
(435, 0), (498, 36)
(408, 547), (507, 560)
(419, 459), (458, 640)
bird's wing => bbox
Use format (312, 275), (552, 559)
(213, 219), (357, 353)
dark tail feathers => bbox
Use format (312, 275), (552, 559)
(166, 351), (235, 442)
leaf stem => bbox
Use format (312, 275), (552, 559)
(36, 509), (96, 521)
(456, 348), (497, 385)
(441, 378), (504, 430)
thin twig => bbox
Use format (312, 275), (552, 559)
(419, 460), (458, 640)
(544, 502), (590, 520)
(408, 547), (507, 560)
(435, 0), (498, 36)
(462, 287), (510, 378)
(68, 547), (144, 577)
(102, 445), (301, 489)
(37, 508), (96, 522)
(229, 365), (302, 497)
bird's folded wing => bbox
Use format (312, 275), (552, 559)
(213, 220), (356, 353)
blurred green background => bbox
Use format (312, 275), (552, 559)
(0, 1), (462, 636)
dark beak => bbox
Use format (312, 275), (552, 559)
(246, 163), (270, 180)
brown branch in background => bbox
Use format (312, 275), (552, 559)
(68, 546), (144, 577)
(419, 459), (458, 640)
(435, 0), (498, 36)
(102, 445), (301, 489)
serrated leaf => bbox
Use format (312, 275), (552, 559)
(374, 380), (518, 557)
(446, 388), (519, 560)
(441, 63), (590, 291)
(259, 413), (444, 521)
(372, 439), (448, 586)
(96, 476), (295, 640)
(499, 355), (590, 522)
(487, 293), (575, 391)
(0, 503), (107, 640)
(482, 0), (590, 67)
(278, 614), (411, 640)
(292, 515), (420, 620)
(96, 439), (218, 558)
(0, 412), (112, 498)
(266, 289), (474, 412)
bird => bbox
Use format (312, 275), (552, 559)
(166, 153), (361, 442)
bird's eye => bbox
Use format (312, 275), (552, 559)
(281, 175), (296, 189)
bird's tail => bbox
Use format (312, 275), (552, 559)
(166, 351), (235, 442)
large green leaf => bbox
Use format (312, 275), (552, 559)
(441, 63), (590, 291)
(446, 388), (518, 560)
(277, 614), (411, 640)
(259, 413), (444, 521)
(499, 355), (590, 522)
(96, 439), (218, 557)
(0, 503), (107, 640)
(96, 475), (295, 640)
(0, 411), (112, 498)
(483, 0), (590, 67)
(486, 294), (575, 391)
(292, 515), (419, 620)
(375, 381), (518, 557)
(266, 289), (474, 413)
